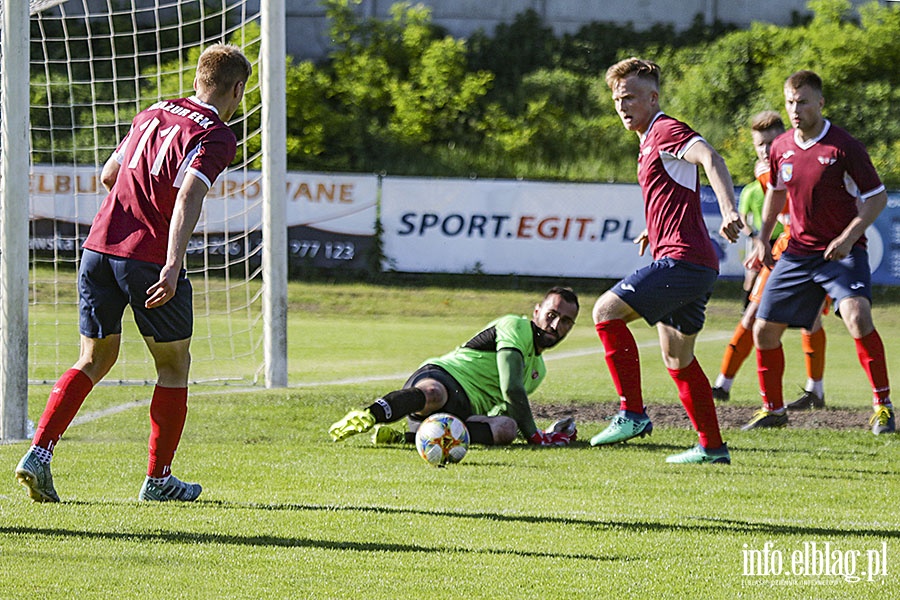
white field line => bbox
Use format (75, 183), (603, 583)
(46, 330), (734, 430)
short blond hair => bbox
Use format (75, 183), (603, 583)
(750, 110), (785, 134)
(605, 57), (660, 90)
(195, 43), (252, 92)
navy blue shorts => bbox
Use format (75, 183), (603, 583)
(403, 364), (474, 420)
(611, 257), (718, 335)
(79, 249), (193, 342)
(757, 247), (871, 329)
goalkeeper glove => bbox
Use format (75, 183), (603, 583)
(528, 430), (574, 446)
(546, 417), (577, 438)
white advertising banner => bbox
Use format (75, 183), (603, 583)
(28, 165), (378, 235)
(383, 177), (713, 278)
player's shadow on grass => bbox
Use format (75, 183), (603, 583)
(0, 524), (620, 562)
(727, 442), (882, 460)
(202, 501), (900, 540)
(577, 440), (690, 452)
(6, 500), (897, 554)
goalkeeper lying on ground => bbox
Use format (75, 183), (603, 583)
(329, 287), (580, 447)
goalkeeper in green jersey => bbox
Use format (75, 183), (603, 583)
(329, 287), (580, 446)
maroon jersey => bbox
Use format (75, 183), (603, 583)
(637, 113), (719, 271)
(769, 120), (885, 255)
(84, 96), (237, 265)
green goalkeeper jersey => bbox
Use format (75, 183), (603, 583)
(426, 314), (545, 433)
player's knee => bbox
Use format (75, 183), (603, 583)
(753, 320), (782, 349)
(464, 415), (516, 446)
(414, 380), (448, 413)
(838, 299), (874, 338)
(490, 416), (518, 445)
(592, 295), (614, 324)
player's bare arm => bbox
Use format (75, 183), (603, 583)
(634, 228), (649, 256)
(145, 173), (210, 309)
(746, 187), (786, 270)
(99, 156), (121, 192)
(824, 189), (888, 261)
(682, 139), (742, 243)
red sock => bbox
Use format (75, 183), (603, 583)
(668, 358), (723, 449)
(756, 346), (785, 411)
(855, 330), (891, 405)
(720, 323), (754, 378)
(595, 320), (643, 413)
(801, 327), (826, 381)
(33, 368), (94, 451)
(147, 386), (188, 478)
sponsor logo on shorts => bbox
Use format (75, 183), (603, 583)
(620, 283), (635, 293)
(850, 282), (865, 290)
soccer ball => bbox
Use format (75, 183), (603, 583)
(415, 413), (469, 466)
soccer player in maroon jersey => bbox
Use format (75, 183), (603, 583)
(589, 57), (743, 464)
(744, 70), (893, 434)
(15, 44), (252, 502)
(712, 111), (828, 411)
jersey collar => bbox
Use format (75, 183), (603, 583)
(188, 95), (220, 116)
(793, 119), (830, 150)
(639, 111), (665, 143)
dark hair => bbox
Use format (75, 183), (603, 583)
(545, 286), (579, 310)
(785, 70), (823, 94)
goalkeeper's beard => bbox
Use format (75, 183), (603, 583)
(534, 327), (562, 350)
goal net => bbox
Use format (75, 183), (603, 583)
(26, 0), (266, 385)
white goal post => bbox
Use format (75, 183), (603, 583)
(0, 0), (287, 442)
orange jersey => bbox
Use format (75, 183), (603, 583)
(755, 166), (791, 237)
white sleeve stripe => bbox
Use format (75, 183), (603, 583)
(186, 167), (213, 189)
(172, 143), (201, 188)
(860, 184), (886, 201)
(676, 136), (704, 159)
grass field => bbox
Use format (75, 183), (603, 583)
(1, 278), (898, 599)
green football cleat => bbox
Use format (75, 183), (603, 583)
(590, 410), (653, 446)
(371, 424), (405, 445)
(329, 409), (376, 441)
(666, 443), (731, 464)
(869, 405), (895, 435)
(139, 475), (202, 502)
(15, 449), (60, 503)
(741, 409), (788, 431)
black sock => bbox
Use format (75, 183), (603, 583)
(465, 420), (495, 445)
(366, 388), (426, 423)
(404, 413), (424, 443)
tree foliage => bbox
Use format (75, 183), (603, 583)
(289, 0), (900, 186)
(29, 0), (900, 186)
(665, 0), (900, 184)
